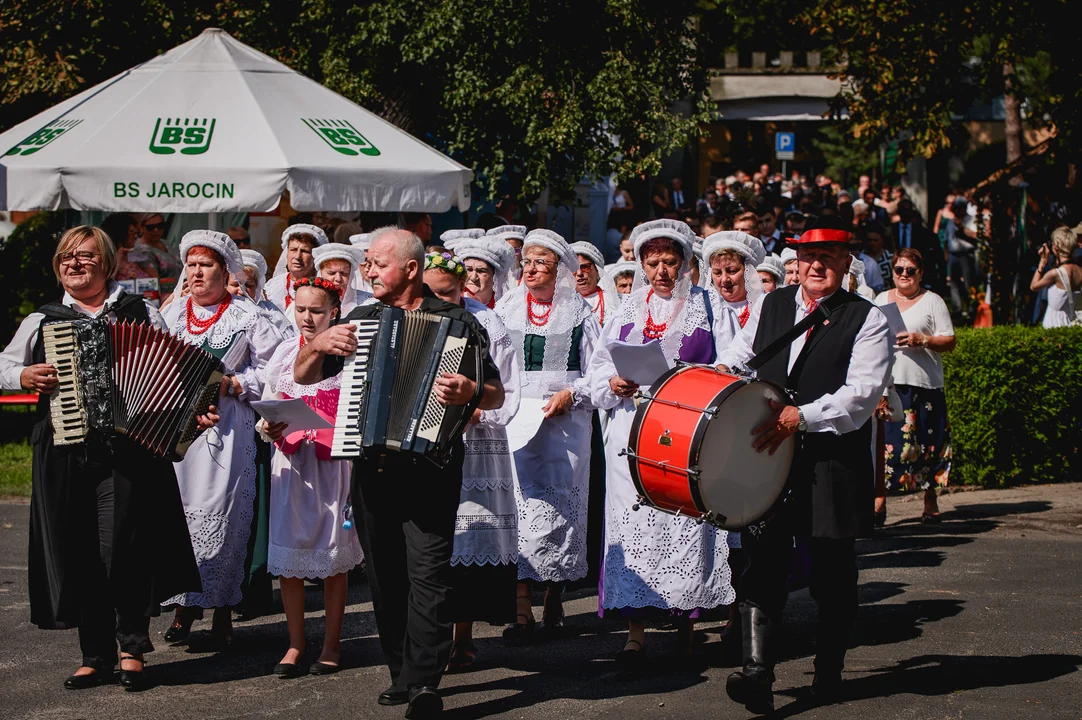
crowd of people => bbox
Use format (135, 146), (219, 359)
(5, 179), (1077, 717)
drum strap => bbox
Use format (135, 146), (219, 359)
(745, 292), (849, 371)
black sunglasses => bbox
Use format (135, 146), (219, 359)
(893, 265), (919, 277)
(143, 221), (166, 231)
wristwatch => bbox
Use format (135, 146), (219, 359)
(797, 408), (807, 432)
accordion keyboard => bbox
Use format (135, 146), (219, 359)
(41, 322), (88, 445)
(331, 319), (381, 458)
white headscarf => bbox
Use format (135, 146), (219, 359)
(570, 241), (619, 318)
(180, 230), (245, 278)
(273, 223), (329, 277)
(609, 219), (703, 362)
(240, 248), (269, 301)
(757, 255), (786, 286)
(496, 228), (590, 382)
(440, 228), (485, 252)
(485, 224), (527, 245)
(700, 231), (767, 320)
(848, 255), (876, 300)
(456, 238), (515, 302)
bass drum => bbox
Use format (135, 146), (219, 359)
(625, 365), (794, 530)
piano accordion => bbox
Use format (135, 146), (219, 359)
(41, 318), (224, 460)
(331, 305), (484, 466)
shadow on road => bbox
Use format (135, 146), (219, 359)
(769, 653), (1082, 718)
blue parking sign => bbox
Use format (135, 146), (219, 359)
(775, 132), (795, 160)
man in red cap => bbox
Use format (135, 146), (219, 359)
(716, 217), (893, 712)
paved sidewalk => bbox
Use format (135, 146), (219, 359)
(1, 484), (1081, 719)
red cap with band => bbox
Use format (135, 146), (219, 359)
(788, 228), (851, 244)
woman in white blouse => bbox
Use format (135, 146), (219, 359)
(875, 248), (956, 523)
(1030, 226), (1082, 328)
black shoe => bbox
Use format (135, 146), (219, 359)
(309, 661), (340, 676)
(502, 614), (536, 647)
(614, 639), (646, 675)
(274, 662), (303, 679)
(378, 685), (409, 706)
(406, 686), (443, 719)
(64, 669), (113, 690)
(809, 673), (844, 705)
(163, 621), (191, 644)
(725, 668), (774, 714)
(119, 668), (147, 691)
(874, 505), (887, 528)
(921, 512), (942, 524)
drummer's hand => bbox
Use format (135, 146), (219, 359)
(609, 375), (639, 399)
(196, 405), (220, 431)
(264, 421), (289, 441)
(751, 399), (800, 455)
(543, 389), (573, 418)
(715, 364), (730, 373)
(20, 363), (59, 394)
(312, 324), (357, 356)
(435, 373), (477, 406)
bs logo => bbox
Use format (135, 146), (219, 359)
(302, 119), (380, 157)
(149, 118), (216, 155)
(5, 119), (83, 156)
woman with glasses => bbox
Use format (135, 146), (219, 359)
(137, 214), (183, 288)
(875, 248), (956, 524)
(0, 226), (203, 690)
(159, 231), (284, 648)
(496, 229), (604, 645)
(586, 219), (734, 670)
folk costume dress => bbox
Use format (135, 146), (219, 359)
(449, 297), (522, 622)
(496, 229), (604, 585)
(161, 291), (283, 608)
(261, 339), (363, 579)
(589, 222), (734, 618)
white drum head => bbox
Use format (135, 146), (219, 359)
(695, 381), (794, 528)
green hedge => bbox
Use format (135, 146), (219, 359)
(944, 326), (1082, 487)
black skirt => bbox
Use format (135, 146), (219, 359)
(448, 562), (518, 624)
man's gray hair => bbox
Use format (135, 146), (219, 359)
(369, 225), (424, 267)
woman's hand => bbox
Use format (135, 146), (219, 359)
(218, 375), (241, 398)
(875, 395), (893, 420)
(20, 363), (59, 394)
(609, 375), (639, 399)
(896, 331), (925, 348)
(542, 389), (573, 418)
(196, 405), (220, 431)
(263, 421), (289, 441)
(1037, 243), (1050, 271)
(469, 408), (483, 425)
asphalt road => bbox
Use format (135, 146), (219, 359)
(1, 484), (1081, 719)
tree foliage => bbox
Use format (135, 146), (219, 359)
(0, 1), (711, 198)
(801, 0), (1081, 162)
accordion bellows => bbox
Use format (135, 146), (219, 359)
(41, 319), (223, 459)
(332, 306), (483, 466)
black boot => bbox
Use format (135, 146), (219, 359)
(810, 610), (850, 705)
(725, 604), (774, 714)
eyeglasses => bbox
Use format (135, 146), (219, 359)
(522, 259), (555, 270)
(893, 265), (919, 277)
(143, 222), (166, 231)
(59, 251), (98, 265)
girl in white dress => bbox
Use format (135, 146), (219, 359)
(160, 231), (284, 646)
(1032, 226), (1082, 328)
(260, 277), (364, 677)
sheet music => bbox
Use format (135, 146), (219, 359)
(251, 398), (333, 430)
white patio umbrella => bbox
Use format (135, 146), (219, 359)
(0, 28), (471, 214)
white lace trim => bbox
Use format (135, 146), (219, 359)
(271, 342), (341, 397)
(611, 284), (712, 362)
(450, 552), (519, 567)
(172, 295), (260, 350)
(269, 542), (363, 580)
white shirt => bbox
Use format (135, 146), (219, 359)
(716, 289), (893, 435)
(875, 290), (954, 389)
(672, 189), (685, 207)
(0, 282), (166, 390)
(761, 230), (782, 254)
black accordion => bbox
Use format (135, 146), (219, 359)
(331, 305), (484, 466)
(41, 318), (224, 460)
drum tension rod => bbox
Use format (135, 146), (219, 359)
(619, 448), (700, 479)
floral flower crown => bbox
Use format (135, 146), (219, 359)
(294, 275), (343, 299)
(425, 251), (466, 277)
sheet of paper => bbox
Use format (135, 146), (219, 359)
(877, 302), (908, 338)
(606, 338), (671, 387)
(506, 397), (546, 453)
(250, 398), (333, 430)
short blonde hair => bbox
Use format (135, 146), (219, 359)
(53, 225), (117, 281)
(1051, 226), (1078, 258)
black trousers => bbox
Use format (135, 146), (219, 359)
(77, 474), (152, 669)
(740, 530), (857, 675)
(353, 450), (463, 691)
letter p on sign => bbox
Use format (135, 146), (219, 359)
(775, 132), (795, 160)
